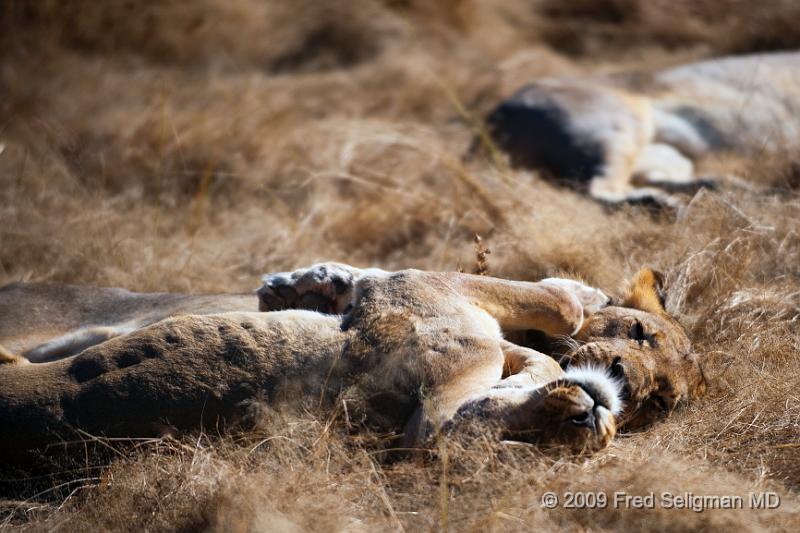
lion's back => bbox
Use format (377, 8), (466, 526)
(0, 282), (257, 355)
(652, 52), (800, 151)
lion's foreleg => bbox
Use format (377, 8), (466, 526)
(401, 340), (565, 447)
(455, 274), (608, 336)
(498, 340), (563, 386)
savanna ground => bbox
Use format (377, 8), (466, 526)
(1, 0), (800, 530)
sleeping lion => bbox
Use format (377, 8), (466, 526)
(0, 264), (705, 462)
(485, 51), (800, 205)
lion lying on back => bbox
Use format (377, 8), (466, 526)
(0, 264), (705, 462)
(486, 51), (800, 205)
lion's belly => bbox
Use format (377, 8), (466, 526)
(336, 310), (505, 432)
(0, 310), (349, 461)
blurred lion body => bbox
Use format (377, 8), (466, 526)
(488, 51), (800, 204)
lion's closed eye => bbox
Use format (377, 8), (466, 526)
(651, 395), (669, 412)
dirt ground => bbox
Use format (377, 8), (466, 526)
(1, 1), (799, 530)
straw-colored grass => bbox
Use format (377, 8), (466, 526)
(1, 1), (799, 530)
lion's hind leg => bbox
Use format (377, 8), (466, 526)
(24, 324), (136, 363)
(258, 262), (388, 314)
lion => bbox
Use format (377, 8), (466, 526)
(255, 264), (706, 430)
(484, 51), (800, 205)
(0, 264), (702, 462)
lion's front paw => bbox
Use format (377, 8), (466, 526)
(258, 263), (358, 314)
(540, 278), (610, 317)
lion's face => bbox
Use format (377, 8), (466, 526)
(562, 269), (706, 429)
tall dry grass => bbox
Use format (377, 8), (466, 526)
(1, 0), (799, 530)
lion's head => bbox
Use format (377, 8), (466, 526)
(560, 268), (706, 429)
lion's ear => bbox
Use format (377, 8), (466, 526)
(623, 267), (667, 315)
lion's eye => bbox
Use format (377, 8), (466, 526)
(569, 412), (592, 427)
(628, 320), (659, 348)
(628, 321), (646, 343)
(652, 396), (669, 412)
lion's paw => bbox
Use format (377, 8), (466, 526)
(258, 263), (358, 314)
(540, 278), (610, 317)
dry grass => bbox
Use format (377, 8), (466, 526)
(2, 0), (800, 530)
